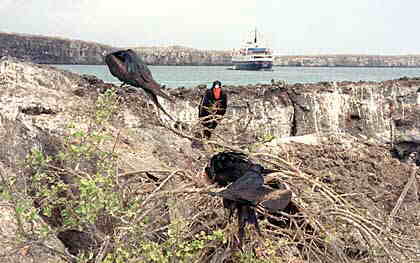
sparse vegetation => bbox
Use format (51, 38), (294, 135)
(0, 59), (419, 262)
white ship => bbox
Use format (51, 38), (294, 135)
(231, 29), (273, 70)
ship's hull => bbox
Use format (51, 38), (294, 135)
(231, 60), (273, 70)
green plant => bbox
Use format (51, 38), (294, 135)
(103, 228), (227, 263)
(22, 88), (127, 259)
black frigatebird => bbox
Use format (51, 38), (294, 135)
(206, 151), (278, 187)
(208, 164), (292, 247)
(105, 49), (174, 120)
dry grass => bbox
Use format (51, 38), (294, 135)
(0, 88), (419, 263)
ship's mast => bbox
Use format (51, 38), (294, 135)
(254, 28), (257, 44)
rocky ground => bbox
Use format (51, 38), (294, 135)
(0, 57), (419, 262)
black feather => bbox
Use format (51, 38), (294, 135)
(205, 151), (292, 248)
(105, 49), (174, 120)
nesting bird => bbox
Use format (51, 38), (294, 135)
(205, 152), (292, 247)
(105, 49), (174, 120)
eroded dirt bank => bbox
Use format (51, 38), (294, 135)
(0, 57), (419, 262)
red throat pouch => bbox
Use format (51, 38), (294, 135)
(213, 88), (221, 100)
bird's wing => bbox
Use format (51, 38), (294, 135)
(126, 49), (152, 76)
(259, 189), (292, 212)
(106, 49), (160, 86)
(208, 187), (237, 201)
(229, 172), (264, 192)
(118, 50), (173, 102)
(219, 172), (264, 203)
(124, 52), (141, 74)
(105, 53), (129, 82)
(138, 69), (155, 83)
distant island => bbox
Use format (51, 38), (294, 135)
(1, 32), (420, 67)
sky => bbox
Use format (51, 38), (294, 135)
(1, 0), (419, 55)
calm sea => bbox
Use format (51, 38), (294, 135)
(51, 65), (420, 89)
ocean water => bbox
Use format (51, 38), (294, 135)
(51, 65), (420, 89)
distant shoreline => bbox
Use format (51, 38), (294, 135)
(44, 63), (420, 69)
(2, 32), (420, 67)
